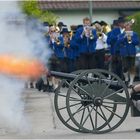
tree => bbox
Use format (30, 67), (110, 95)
(19, 0), (59, 25)
(126, 12), (140, 38)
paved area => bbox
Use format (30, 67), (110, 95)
(0, 88), (140, 139)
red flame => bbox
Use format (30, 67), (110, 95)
(0, 55), (46, 79)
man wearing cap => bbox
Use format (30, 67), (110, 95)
(61, 27), (78, 73)
(117, 21), (139, 87)
(47, 25), (65, 91)
(107, 17), (125, 78)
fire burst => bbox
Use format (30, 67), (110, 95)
(0, 55), (46, 79)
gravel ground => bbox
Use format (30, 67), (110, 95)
(0, 88), (140, 139)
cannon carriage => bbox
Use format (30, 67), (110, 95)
(49, 69), (140, 134)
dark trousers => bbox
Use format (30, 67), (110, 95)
(94, 49), (105, 69)
(75, 57), (81, 70)
(66, 58), (76, 73)
(122, 56), (135, 73)
(48, 55), (67, 72)
(111, 55), (123, 79)
(79, 53), (96, 70)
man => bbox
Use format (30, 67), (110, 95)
(94, 22), (107, 69)
(117, 22), (139, 87)
(49, 25), (66, 90)
(107, 17), (125, 78)
(61, 27), (77, 73)
(75, 17), (97, 70)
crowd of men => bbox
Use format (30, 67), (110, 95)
(34, 16), (140, 92)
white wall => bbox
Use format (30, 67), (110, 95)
(54, 10), (120, 29)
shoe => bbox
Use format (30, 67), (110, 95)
(136, 129), (140, 132)
(125, 81), (129, 87)
(30, 83), (34, 88)
(48, 85), (54, 92)
(36, 78), (44, 91)
(128, 84), (133, 88)
(54, 87), (60, 93)
(62, 83), (67, 88)
(43, 84), (49, 92)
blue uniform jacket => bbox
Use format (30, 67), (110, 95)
(50, 37), (64, 58)
(107, 27), (122, 55)
(69, 36), (80, 58)
(75, 27), (97, 54)
(117, 32), (139, 56)
(62, 36), (78, 59)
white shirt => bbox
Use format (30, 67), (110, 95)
(120, 27), (125, 34)
(96, 33), (107, 50)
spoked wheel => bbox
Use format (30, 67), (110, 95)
(54, 70), (87, 133)
(66, 69), (130, 134)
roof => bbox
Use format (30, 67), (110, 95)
(38, 1), (140, 11)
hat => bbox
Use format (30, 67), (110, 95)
(58, 22), (67, 27)
(43, 22), (49, 26)
(100, 21), (108, 26)
(60, 28), (70, 34)
(91, 21), (100, 26)
(118, 17), (125, 23)
(113, 20), (118, 26)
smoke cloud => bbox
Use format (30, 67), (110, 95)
(0, 1), (50, 134)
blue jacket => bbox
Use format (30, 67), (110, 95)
(107, 27), (122, 55)
(117, 32), (139, 56)
(50, 37), (64, 58)
(62, 36), (79, 59)
(75, 27), (97, 54)
(69, 35), (80, 58)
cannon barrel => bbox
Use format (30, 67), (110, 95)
(50, 71), (123, 90)
(50, 71), (78, 80)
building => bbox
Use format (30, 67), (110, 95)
(38, 0), (140, 28)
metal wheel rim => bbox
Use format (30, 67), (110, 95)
(75, 70), (118, 130)
(66, 69), (130, 134)
(54, 70), (87, 133)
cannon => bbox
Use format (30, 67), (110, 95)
(48, 69), (139, 134)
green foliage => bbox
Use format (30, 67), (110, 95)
(126, 12), (140, 37)
(40, 11), (59, 25)
(20, 0), (59, 25)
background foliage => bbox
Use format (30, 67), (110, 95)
(126, 12), (140, 38)
(20, 0), (59, 25)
